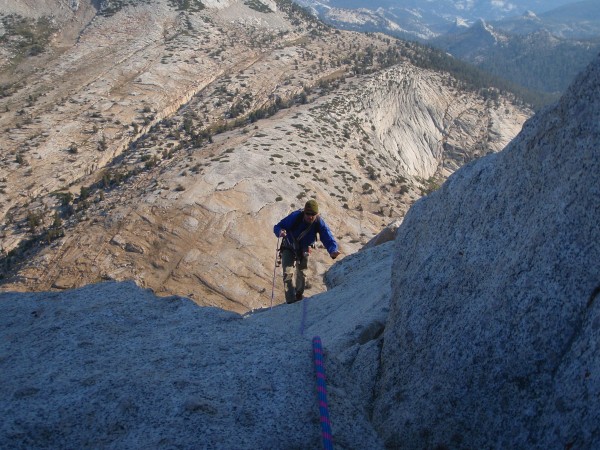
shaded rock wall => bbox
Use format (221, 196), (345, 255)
(0, 281), (384, 449)
(374, 55), (600, 448)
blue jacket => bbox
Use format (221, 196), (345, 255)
(274, 210), (338, 256)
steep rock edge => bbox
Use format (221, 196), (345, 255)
(374, 54), (600, 448)
(0, 280), (386, 449)
(0, 235), (397, 448)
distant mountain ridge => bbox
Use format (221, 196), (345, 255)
(296, 0), (600, 97)
(431, 18), (600, 95)
(295, 0), (589, 40)
(495, 0), (600, 38)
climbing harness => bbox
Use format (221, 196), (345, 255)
(281, 211), (320, 260)
(313, 336), (334, 450)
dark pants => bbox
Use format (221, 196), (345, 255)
(281, 248), (308, 304)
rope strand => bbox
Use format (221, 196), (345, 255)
(312, 336), (334, 450)
(270, 237), (280, 309)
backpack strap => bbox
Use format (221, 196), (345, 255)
(281, 210), (320, 256)
(297, 216), (316, 242)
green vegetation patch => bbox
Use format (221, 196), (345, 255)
(0, 81), (21, 99)
(244, 0), (273, 13)
(275, 0), (322, 27)
(98, 0), (154, 17)
(0, 14), (58, 58)
(168, 0), (206, 12)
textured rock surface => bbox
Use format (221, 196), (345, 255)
(0, 241), (394, 448)
(361, 219), (401, 250)
(0, 0), (529, 312)
(374, 55), (600, 448)
(1, 61), (526, 312)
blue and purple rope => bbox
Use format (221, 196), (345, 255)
(312, 336), (334, 450)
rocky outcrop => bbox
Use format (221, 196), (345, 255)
(361, 220), (401, 250)
(374, 55), (600, 448)
(0, 280), (385, 449)
(0, 0), (529, 312)
(0, 65), (527, 311)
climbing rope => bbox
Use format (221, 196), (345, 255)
(270, 237), (281, 309)
(272, 234), (334, 448)
(312, 336), (334, 450)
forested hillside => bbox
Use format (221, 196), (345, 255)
(433, 23), (600, 98)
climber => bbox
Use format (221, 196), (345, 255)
(274, 199), (340, 304)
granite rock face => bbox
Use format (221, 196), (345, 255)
(0, 242), (397, 449)
(0, 0), (529, 311)
(0, 281), (385, 449)
(374, 55), (600, 448)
